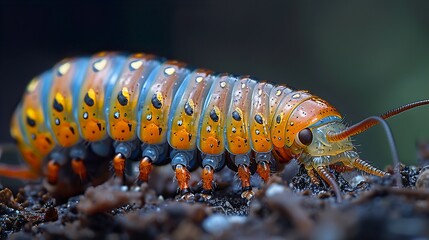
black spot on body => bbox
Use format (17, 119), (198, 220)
(69, 127), (75, 135)
(53, 99), (64, 112)
(151, 94), (162, 109)
(84, 93), (95, 106)
(255, 114), (263, 124)
(210, 109), (219, 122)
(96, 123), (102, 131)
(188, 134), (192, 141)
(117, 91), (128, 106)
(276, 115), (281, 124)
(45, 137), (52, 145)
(184, 102), (194, 116)
(26, 116), (36, 127)
(158, 127), (162, 135)
(232, 111), (241, 121)
(128, 123), (132, 131)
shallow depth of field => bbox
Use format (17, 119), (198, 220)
(1, 1), (429, 239)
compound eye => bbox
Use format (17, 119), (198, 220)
(298, 128), (313, 146)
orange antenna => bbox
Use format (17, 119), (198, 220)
(326, 99), (429, 142)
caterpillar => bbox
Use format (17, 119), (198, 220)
(2, 51), (429, 201)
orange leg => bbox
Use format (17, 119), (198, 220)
(47, 160), (60, 184)
(315, 165), (342, 202)
(329, 164), (355, 173)
(71, 158), (87, 181)
(256, 161), (270, 183)
(175, 164), (193, 200)
(352, 158), (389, 177)
(0, 164), (40, 180)
(113, 153), (126, 181)
(307, 167), (320, 185)
(138, 156), (152, 183)
(238, 164), (254, 199)
(201, 165), (214, 195)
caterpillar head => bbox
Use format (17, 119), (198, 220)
(272, 93), (352, 161)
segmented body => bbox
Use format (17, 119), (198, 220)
(7, 51), (388, 200)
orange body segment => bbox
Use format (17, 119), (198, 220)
(47, 59), (83, 147)
(198, 75), (236, 155)
(138, 61), (188, 144)
(225, 77), (256, 155)
(168, 69), (214, 150)
(77, 52), (125, 142)
(249, 82), (274, 153)
(107, 54), (158, 141)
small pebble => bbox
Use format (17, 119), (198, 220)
(265, 183), (286, 197)
(416, 168), (429, 190)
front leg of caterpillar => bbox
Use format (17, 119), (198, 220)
(352, 158), (389, 177)
(313, 163), (342, 202)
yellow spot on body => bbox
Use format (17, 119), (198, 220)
(55, 92), (65, 105)
(58, 62), (71, 76)
(122, 87), (130, 100)
(187, 99), (195, 109)
(88, 88), (96, 100)
(26, 79), (39, 92)
(130, 60), (143, 70)
(156, 92), (164, 106)
(93, 58), (107, 71)
(164, 67), (176, 76)
(195, 76), (203, 83)
(275, 90), (282, 96)
(26, 108), (36, 120)
(220, 81), (226, 88)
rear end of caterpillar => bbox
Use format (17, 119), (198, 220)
(2, 51), (429, 202)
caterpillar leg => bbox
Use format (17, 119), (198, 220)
(255, 153), (272, 183)
(238, 164), (253, 200)
(352, 158), (389, 177)
(113, 153), (126, 181)
(201, 165), (214, 198)
(306, 167), (320, 185)
(138, 156), (152, 183)
(314, 165), (342, 202)
(174, 164), (193, 200)
(171, 151), (195, 200)
(199, 155), (224, 200)
(71, 158), (87, 181)
(329, 164), (355, 173)
(256, 161), (270, 183)
(112, 141), (140, 182)
(47, 160), (60, 184)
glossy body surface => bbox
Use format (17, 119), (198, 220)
(3, 51), (390, 201)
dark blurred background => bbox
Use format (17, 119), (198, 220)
(1, 0), (429, 169)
